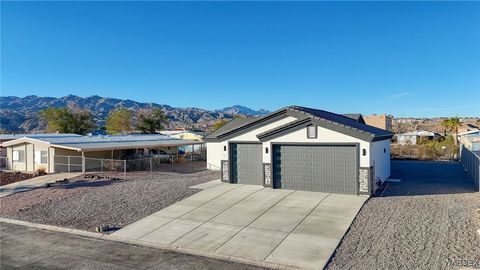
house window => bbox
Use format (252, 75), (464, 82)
(307, 126), (317, 139)
(34, 150), (48, 164)
(13, 150), (25, 162)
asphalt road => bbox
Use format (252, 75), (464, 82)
(0, 222), (265, 270)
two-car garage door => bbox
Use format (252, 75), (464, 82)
(230, 143), (358, 194)
(273, 145), (358, 194)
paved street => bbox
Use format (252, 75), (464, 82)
(0, 222), (264, 270)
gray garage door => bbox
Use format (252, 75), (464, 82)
(230, 143), (263, 185)
(273, 145), (358, 194)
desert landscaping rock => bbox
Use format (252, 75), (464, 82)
(1, 164), (220, 232)
(327, 160), (480, 270)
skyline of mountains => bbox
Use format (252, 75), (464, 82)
(0, 95), (269, 132)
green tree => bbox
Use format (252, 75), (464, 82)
(212, 119), (229, 131)
(441, 117), (462, 145)
(40, 107), (95, 135)
(136, 108), (168, 134)
(105, 108), (133, 134)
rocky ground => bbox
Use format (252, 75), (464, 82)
(0, 171), (34, 186)
(327, 160), (480, 270)
(0, 163), (220, 232)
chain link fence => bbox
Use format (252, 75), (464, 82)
(54, 152), (207, 180)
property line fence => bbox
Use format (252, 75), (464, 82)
(54, 152), (207, 180)
(460, 146), (480, 192)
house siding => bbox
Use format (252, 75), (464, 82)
(206, 116), (299, 171)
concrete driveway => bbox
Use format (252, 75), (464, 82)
(112, 182), (368, 269)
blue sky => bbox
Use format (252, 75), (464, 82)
(1, 1), (479, 117)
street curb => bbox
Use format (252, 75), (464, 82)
(0, 218), (287, 269)
(0, 217), (104, 238)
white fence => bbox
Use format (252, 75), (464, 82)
(460, 146), (480, 192)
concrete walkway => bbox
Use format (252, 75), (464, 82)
(0, 172), (82, 198)
(113, 183), (368, 269)
(0, 222), (263, 270)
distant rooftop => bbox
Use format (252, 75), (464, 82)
(0, 133), (81, 140)
(1, 134), (201, 152)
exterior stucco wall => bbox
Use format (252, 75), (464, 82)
(263, 126), (371, 168)
(206, 142), (222, 170)
(205, 116), (299, 171)
(370, 139), (391, 187)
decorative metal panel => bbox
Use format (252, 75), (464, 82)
(358, 167), (370, 193)
(221, 160), (229, 182)
(263, 163), (272, 186)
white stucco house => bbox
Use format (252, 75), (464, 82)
(395, 130), (442, 145)
(205, 106), (394, 195)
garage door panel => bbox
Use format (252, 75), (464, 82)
(231, 143), (263, 185)
(273, 145), (357, 194)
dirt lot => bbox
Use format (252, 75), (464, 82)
(0, 162), (220, 232)
(0, 171), (34, 186)
(327, 160), (480, 270)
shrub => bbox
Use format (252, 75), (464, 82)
(34, 167), (47, 176)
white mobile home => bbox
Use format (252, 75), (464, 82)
(1, 134), (201, 173)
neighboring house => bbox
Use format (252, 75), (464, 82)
(364, 114), (393, 131)
(395, 130), (442, 145)
(160, 129), (206, 142)
(458, 130), (480, 151)
(1, 134), (201, 173)
(205, 106), (393, 195)
(0, 133), (80, 157)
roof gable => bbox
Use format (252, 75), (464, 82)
(205, 106), (393, 142)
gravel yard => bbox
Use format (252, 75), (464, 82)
(0, 162), (220, 232)
(0, 171), (34, 186)
(327, 160), (480, 270)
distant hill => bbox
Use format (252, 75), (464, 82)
(0, 95), (269, 132)
(216, 105), (269, 116)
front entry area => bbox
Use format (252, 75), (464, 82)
(273, 144), (358, 194)
(230, 143), (263, 185)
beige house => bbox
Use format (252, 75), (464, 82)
(364, 114), (393, 131)
(1, 134), (201, 173)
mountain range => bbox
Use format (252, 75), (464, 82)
(0, 95), (269, 132)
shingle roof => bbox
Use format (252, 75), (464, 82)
(289, 106), (392, 138)
(205, 117), (260, 139)
(206, 105), (393, 142)
(342, 114), (365, 124)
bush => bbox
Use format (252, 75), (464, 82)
(391, 135), (458, 161)
(34, 167), (47, 176)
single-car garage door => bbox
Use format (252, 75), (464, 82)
(230, 143), (263, 185)
(273, 145), (358, 194)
